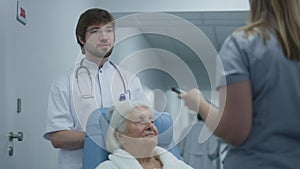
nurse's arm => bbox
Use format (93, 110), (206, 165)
(180, 80), (253, 146)
(199, 80), (253, 146)
(49, 130), (86, 150)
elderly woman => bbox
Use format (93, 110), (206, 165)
(96, 100), (193, 169)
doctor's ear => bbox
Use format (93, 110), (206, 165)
(77, 36), (86, 54)
(77, 35), (86, 47)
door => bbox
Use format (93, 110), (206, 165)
(0, 57), (15, 169)
(0, 0), (97, 168)
(0, 0), (18, 168)
(0, 0), (58, 168)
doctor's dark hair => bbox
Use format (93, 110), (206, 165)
(75, 8), (115, 49)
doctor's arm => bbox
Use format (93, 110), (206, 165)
(46, 79), (86, 150)
(180, 80), (253, 146)
(50, 130), (86, 150)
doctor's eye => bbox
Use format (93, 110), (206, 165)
(87, 28), (100, 34)
(86, 27), (114, 35)
(104, 28), (114, 34)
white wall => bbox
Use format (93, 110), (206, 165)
(96, 0), (249, 12)
(0, 0), (96, 168)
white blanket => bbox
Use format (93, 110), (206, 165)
(96, 146), (194, 169)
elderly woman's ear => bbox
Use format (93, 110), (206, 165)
(114, 131), (125, 145)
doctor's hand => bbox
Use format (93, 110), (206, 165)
(178, 88), (204, 113)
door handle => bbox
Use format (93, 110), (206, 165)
(9, 131), (23, 142)
(8, 132), (23, 156)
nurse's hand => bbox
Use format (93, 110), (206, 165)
(178, 88), (204, 113)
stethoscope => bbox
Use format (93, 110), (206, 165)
(75, 58), (131, 101)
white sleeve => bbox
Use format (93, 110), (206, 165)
(43, 77), (74, 140)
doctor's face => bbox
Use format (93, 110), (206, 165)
(84, 23), (115, 59)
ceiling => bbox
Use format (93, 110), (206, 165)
(111, 11), (249, 90)
(112, 11), (248, 53)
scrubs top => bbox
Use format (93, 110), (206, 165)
(44, 59), (148, 169)
(217, 31), (300, 169)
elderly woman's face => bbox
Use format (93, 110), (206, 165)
(116, 106), (159, 157)
(123, 106), (158, 142)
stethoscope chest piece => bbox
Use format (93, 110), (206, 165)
(119, 94), (126, 101)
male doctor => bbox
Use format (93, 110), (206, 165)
(43, 8), (148, 169)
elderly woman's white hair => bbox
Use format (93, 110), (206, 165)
(105, 100), (152, 152)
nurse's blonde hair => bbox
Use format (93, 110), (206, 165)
(236, 0), (300, 61)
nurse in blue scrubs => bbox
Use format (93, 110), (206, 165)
(179, 0), (300, 168)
